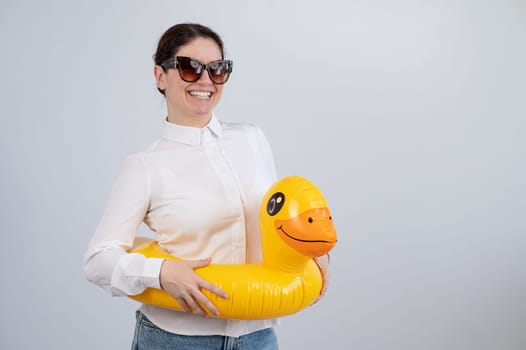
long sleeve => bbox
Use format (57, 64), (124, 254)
(83, 154), (164, 296)
(84, 117), (279, 337)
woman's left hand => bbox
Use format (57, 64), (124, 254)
(312, 253), (330, 305)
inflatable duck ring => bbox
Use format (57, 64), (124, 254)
(128, 176), (338, 319)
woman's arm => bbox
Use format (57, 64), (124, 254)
(83, 154), (162, 296)
(312, 253), (330, 304)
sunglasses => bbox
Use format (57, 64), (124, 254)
(160, 56), (233, 84)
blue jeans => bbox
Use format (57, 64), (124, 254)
(132, 311), (279, 350)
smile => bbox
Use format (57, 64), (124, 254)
(277, 225), (332, 243)
(189, 91), (212, 99)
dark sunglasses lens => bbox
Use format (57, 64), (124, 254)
(177, 57), (201, 82)
(208, 61), (231, 84)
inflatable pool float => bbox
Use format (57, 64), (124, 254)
(129, 176), (337, 319)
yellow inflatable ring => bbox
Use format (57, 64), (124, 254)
(128, 176), (338, 319)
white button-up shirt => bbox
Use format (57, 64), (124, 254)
(84, 115), (278, 337)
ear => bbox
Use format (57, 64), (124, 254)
(154, 65), (166, 91)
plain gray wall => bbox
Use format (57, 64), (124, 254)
(2, 0), (525, 349)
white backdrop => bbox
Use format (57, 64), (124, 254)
(2, 0), (525, 349)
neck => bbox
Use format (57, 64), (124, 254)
(167, 113), (211, 128)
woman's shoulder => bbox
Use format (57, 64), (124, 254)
(219, 120), (267, 137)
(220, 120), (274, 145)
(120, 139), (164, 166)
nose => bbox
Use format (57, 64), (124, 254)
(196, 68), (214, 84)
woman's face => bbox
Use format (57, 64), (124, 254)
(155, 37), (225, 127)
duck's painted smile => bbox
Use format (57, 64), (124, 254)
(277, 225), (331, 244)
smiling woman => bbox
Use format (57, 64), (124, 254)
(153, 26), (230, 127)
(83, 23), (331, 350)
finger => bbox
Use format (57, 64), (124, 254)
(320, 281), (328, 298)
(311, 286), (326, 305)
(199, 279), (228, 299)
(191, 289), (221, 316)
(182, 293), (206, 316)
(187, 257), (212, 269)
(175, 295), (193, 314)
(310, 277), (328, 306)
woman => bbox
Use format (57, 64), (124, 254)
(84, 23), (330, 349)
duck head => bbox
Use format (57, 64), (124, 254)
(260, 176), (338, 271)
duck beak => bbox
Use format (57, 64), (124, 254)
(274, 207), (338, 257)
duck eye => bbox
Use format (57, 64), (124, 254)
(329, 216), (332, 220)
(308, 217), (313, 223)
(267, 192), (285, 216)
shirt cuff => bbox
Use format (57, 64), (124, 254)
(142, 257), (165, 290)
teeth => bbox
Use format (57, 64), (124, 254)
(189, 91), (211, 99)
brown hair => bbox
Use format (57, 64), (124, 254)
(153, 23), (225, 95)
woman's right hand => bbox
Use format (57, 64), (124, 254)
(159, 258), (228, 317)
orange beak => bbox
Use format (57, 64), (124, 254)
(274, 207), (337, 257)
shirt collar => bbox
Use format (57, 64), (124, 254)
(162, 114), (223, 145)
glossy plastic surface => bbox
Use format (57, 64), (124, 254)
(129, 176), (338, 319)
